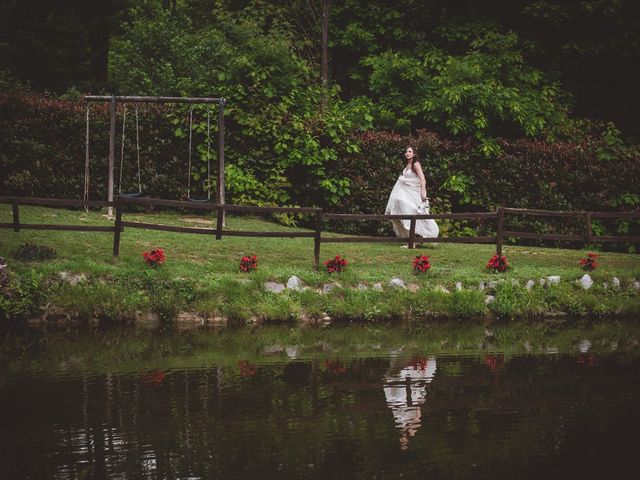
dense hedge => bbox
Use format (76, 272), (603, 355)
(0, 92), (211, 201)
(335, 130), (640, 242)
(2, 93), (639, 245)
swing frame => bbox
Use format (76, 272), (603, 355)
(84, 95), (226, 217)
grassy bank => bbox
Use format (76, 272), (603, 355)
(3, 322), (639, 377)
(1, 205), (639, 324)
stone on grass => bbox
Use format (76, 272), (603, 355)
(323, 283), (342, 294)
(478, 281), (485, 291)
(577, 340), (591, 353)
(58, 272), (87, 286)
(578, 274), (594, 290)
(407, 283), (420, 293)
(356, 283), (368, 291)
(612, 277), (621, 288)
(539, 278), (546, 287)
(485, 295), (495, 304)
(434, 285), (450, 294)
(525, 279), (536, 291)
(455, 281), (463, 291)
(632, 280), (640, 290)
(287, 275), (303, 291)
(373, 283), (383, 291)
(487, 281), (498, 290)
(264, 281), (285, 294)
(285, 346), (299, 359)
(547, 275), (561, 285)
(389, 278), (406, 289)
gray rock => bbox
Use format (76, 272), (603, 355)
(357, 283), (368, 291)
(263, 344), (284, 354)
(525, 279), (536, 290)
(539, 278), (546, 287)
(373, 282), (383, 291)
(578, 340), (591, 353)
(578, 274), (594, 290)
(547, 275), (561, 285)
(612, 277), (621, 288)
(264, 281), (285, 294)
(485, 295), (495, 304)
(285, 346), (299, 359)
(434, 285), (450, 294)
(389, 278), (406, 289)
(632, 280), (640, 290)
(322, 283), (342, 294)
(455, 281), (463, 291)
(286, 275), (303, 291)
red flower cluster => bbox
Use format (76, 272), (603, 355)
(412, 255), (431, 273)
(240, 255), (258, 272)
(325, 359), (346, 374)
(140, 369), (165, 385)
(238, 360), (257, 377)
(483, 354), (505, 372)
(142, 248), (165, 267)
(486, 255), (508, 273)
(409, 356), (429, 371)
(579, 252), (599, 271)
(324, 255), (348, 273)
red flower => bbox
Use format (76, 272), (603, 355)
(325, 359), (346, 374)
(142, 248), (166, 267)
(140, 369), (165, 385)
(483, 354), (505, 372)
(486, 255), (508, 273)
(579, 252), (599, 271)
(409, 356), (429, 371)
(238, 359), (257, 376)
(412, 255), (431, 273)
(324, 255), (348, 273)
(240, 254), (258, 272)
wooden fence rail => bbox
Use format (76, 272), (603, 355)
(1, 196), (639, 269)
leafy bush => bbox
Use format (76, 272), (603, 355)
(13, 243), (57, 262)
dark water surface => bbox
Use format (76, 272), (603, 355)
(1, 324), (639, 479)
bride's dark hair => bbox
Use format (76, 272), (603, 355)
(404, 145), (419, 170)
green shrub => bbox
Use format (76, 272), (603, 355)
(13, 243), (57, 262)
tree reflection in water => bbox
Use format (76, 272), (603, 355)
(383, 355), (437, 449)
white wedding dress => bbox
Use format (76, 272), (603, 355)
(385, 167), (439, 238)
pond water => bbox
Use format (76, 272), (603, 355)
(1, 324), (639, 479)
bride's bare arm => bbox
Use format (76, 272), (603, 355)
(413, 162), (428, 201)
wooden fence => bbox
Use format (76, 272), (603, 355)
(1, 196), (639, 268)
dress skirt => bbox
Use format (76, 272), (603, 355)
(385, 174), (439, 238)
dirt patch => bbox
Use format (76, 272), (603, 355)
(179, 217), (215, 225)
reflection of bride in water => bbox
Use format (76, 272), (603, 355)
(383, 356), (437, 449)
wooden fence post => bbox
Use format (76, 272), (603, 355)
(113, 197), (123, 257)
(215, 205), (224, 240)
(314, 209), (322, 270)
(408, 217), (416, 249)
(496, 207), (504, 257)
(12, 198), (19, 232)
(584, 212), (592, 244)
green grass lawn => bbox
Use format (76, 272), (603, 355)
(1, 204), (639, 322)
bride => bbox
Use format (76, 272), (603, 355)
(385, 145), (439, 240)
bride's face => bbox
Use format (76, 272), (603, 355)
(404, 147), (415, 161)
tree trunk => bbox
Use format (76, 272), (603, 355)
(320, 0), (331, 109)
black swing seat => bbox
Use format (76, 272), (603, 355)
(118, 191), (143, 198)
(187, 196), (211, 203)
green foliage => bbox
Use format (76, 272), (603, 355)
(363, 31), (571, 153)
(0, 270), (44, 321)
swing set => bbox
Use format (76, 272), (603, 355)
(83, 95), (226, 216)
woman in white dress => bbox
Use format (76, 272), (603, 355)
(385, 146), (439, 240)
